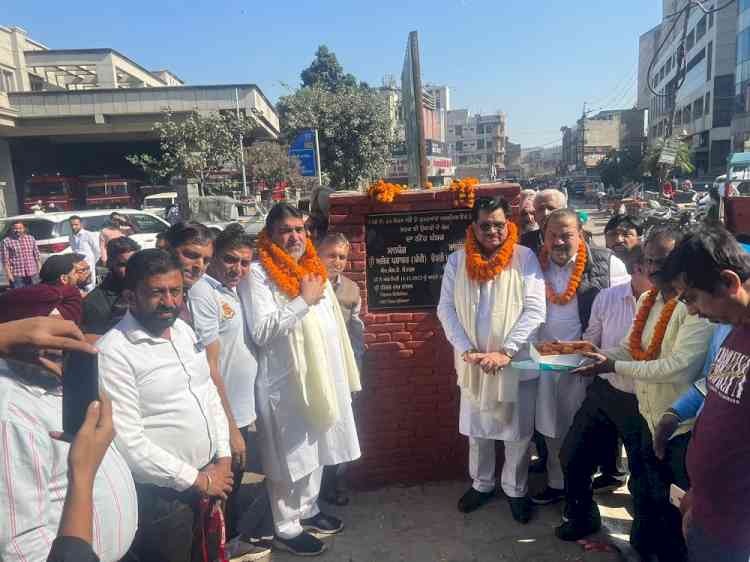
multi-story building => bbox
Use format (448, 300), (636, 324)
(521, 145), (562, 177)
(505, 140), (522, 177)
(638, 0), (737, 175)
(560, 109), (646, 173)
(0, 25), (278, 214)
(446, 110), (507, 179)
(733, 0), (750, 150)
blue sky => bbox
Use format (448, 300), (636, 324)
(6, 0), (660, 148)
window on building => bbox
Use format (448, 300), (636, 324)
(684, 105), (692, 123)
(709, 9), (714, 27)
(456, 141), (464, 152)
(666, 57), (672, 73)
(0, 69), (16, 93)
(459, 155), (468, 164)
(705, 91), (711, 113)
(477, 125), (485, 134)
(694, 97), (704, 118)
(658, 121), (664, 137)
(455, 125), (463, 137)
(476, 139), (485, 149)
(707, 41), (713, 82)
(713, 75), (734, 127)
(696, 16), (707, 40)
(675, 108), (682, 125)
(686, 29), (695, 51)
(486, 139), (493, 149)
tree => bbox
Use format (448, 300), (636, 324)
(244, 141), (316, 193)
(126, 111), (255, 195)
(301, 45), (357, 91)
(597, 147), (642, 189)
(640, 138), (695, 184)
(277, 85), (393, 189)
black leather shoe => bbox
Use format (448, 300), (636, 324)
(508, 496), (532, 524)
(273, 531), (327, 556)
(457, 487), (494, 513)
(555, 502), (601, 541)
(529, 457), (547, 474)
(531, 486), (565, 505)
(301, 512), (344, 535)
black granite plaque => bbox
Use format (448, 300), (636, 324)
(366, 209), (472, 310)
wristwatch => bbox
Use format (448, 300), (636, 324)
(500, 348), (515, 360)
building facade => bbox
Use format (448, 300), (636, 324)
(733, 0), (750, 150)
(446, 110), (507, 179)
(638, 1), (737, 176)
(0, 25), (278, 214)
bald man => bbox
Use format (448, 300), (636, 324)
(520, 189), (566, 255)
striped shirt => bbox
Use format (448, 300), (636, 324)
(1, 234), (40, 278)
(0, 361), (137, 562)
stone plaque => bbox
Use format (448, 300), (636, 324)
(366, 209), (472, 310)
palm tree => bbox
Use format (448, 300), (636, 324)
(640, 138), (695, 184)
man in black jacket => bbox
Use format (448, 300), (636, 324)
(81, 237), (140, 335)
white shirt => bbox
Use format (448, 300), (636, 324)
(190, 274), (258, 427)
(437, 244), (546, 357)
(0, 362), (137, 562)
(70, 228), (101, 291)
(98, 312), (231, 491)
(582, 282), (637, 393)
(240, 263), (361, 483)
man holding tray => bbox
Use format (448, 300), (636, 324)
(438, 196), (546, 524)
(532, 209), (628, 507)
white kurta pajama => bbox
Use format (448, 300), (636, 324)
(438, 245), (546, 498)
(536, 253), (628, 489)
(240, 263), (361, 539)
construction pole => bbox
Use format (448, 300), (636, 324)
(235, 88), (249, 198)
(580, 102), (587, 173)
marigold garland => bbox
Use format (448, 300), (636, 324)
(450, 177), (479, 208)
(628, 289), (679, 360)
(539, 240), (587, 305)
(256, 229), (327, 299)
(368, 179), (404, 203)
(464, 221), (518, 283)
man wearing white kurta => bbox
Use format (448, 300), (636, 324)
(438, 196), (546, 524)
(69, 215), (100, 292)
(532, 209), (628, 506)
(242, 203), (361, 557)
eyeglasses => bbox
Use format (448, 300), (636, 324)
(478, 221), (507, 233)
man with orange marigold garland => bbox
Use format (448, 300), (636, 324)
(240, 203), (361, 557)
(437, 196), (546, 524)
(561, 227), (713, 562)
(531, 209), (628, 508)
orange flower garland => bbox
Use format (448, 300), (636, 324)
(450, 177), (479, 208)
(256, 229), (327, 299)
(464, 221), (519, 283)
(539, 241), (587, 305)
(368, 179), (404, 203)
(628, 289), (679, 360)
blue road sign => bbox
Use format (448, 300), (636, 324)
(289, 130), (318, 177)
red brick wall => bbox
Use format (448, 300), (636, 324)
(327, 184), (520, 488)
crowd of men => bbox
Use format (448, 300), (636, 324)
(0, 191), (749, 562)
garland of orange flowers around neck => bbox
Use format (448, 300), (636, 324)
(628, 288), (678, 360)
(539, 240), (587, 305)
(256, 229), (328, 299)
(464, 221), (519, 283)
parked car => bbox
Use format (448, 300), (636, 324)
(141, 191), (178, 218)
(0, 208), (169, 289)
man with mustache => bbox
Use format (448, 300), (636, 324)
(241, 203), (361, 556)
(189, 225), (271, 560)
(438, 196), (546, 524)
(532, 209), (628, 507)
(655, 226), (750, 562)
(520, 189), (566, 255)
(563, 227), (712, 562)
(604, 215), (642, 260)
(98, 249), (233, 562)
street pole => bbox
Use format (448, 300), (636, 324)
(235, 88), (249, 198)
(581, 102), (586, 174)
(314, 129), (322, 186)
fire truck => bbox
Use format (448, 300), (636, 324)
(22, 175), (83, 212)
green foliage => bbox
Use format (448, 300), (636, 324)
(597, 147), (642, 189)
(640, 138), (695, 183)
(277, 85), (393, 189)
(126, 111), (255, 195)
(300, 45), (358, 91)
(244, 141), (316, 192)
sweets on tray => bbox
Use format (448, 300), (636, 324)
(536, 341), (595, 356)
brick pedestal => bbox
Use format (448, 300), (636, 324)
(327, 184), (520, 489)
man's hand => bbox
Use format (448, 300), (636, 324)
(570, 351), (614, 377)
(199, 461), (234, 500)
(479, 352), (512, 374)
(0, 317), (97, 375)
(681, 492), (693, 541)
(229, 425), (247, 472)
(300, 274), (325, 306)
(50, 393), (115, 485)
(653, 412), (681, 460)
(461, 351), (485, 364)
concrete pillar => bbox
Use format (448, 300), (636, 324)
(96, 53), (118, 89)
(0, 139), (18, 216)
(9, 27), (31, 92)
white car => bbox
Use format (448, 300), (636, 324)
(141, 191), (178, 218)
(0, 208), (169, 289)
